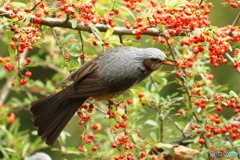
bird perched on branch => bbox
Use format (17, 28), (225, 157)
(30, 46), (176, 146)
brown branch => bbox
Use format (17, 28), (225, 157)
(170, 134), (197, 144)
(166, 116), (186, 138)
(1, 0), (10, 7)
(50, 27), (72, 73)
(166, 39), (201, 123)
(232, 12), (240, 26)
(0, 8), (186, 37)
(37, 61), (66, 74)
(225, 52), (240, 73)
(0, 50), (28, 104)
(30, 0), (42, 11)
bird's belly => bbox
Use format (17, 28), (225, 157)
(91, 91), (125, 101)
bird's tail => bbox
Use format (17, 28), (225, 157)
(30, 90), (87, 146)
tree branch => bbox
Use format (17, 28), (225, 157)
(0, 8), (186, 37)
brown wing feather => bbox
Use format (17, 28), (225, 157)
(56, 57), (100, 87)
(57, 54), (140, 99)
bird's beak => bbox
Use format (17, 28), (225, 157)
(162, 58), (177, 65)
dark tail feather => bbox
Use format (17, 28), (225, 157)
(30, 90), (88, 146)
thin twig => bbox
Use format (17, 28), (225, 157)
(170, 134), (197, 144)
(225, 52), (240, 73)
(166, 116), (186, 138)
(1, 0), (10, 7)
(37, 61), (66, 74)
(231, 12), (240, 26)
(118, 35), (123, 45)
(94, 106), (107, 115)
(224, 135), (240, 159)
(78, 30), (84, 51)
(0, 50), (28, 104)
(50, 27), (71, 73)
(166, 39), (201, 123)
(78, 30), (85, 64)
(90, 28), (105, 52)
(30, 0), (43, 11)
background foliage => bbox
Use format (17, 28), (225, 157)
(0, 0), (239, 160)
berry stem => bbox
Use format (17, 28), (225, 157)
(51, 27), (72, 73)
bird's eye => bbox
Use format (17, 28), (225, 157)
(150, 58), (160, 62)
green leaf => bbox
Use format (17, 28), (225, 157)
(0, 148), (9, 158)
(228, 90), (238, 99)
(161, 146), (174, 156)
(89, 24), (100, 33)
(66, 147), (81, 155)
(71, 19), (78, 29)
(70, 40), (80, 51)
(22, 15), (31, 26)
(104, 28), (114, 40)
(62, 34), (75, 44)
(119, 6), (135, 20)
(22, 143), (30, 157)
(1, 72), (15, 78)
(144, 119), (158, 127)
(11, 2), (26, 8)
(23, 63), (38, 67)
(4, 148), (16, 153)
(150, 132), (157, 141)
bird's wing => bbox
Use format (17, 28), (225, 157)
(56, 56), (101, 87)
(74, 71), (140, 97)
(57, 54), (140, 99)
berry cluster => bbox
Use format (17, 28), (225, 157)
(190, 93), (240, 153)
(123, 1), (214, 40)
(224, 0), (240, 8)
(180, 25), (240, 69)
(77, 104), (99, 152)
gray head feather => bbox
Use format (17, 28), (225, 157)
(97, 46), (166, 82)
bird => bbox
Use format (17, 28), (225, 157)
(30, 46), (176, 146)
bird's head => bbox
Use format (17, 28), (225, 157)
(141, 48), (177, 72)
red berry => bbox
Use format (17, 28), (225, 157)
(114, 123), (120, 129)
(77, 110), (83, 115)
(103, 41), (110, 47)
(92, 40), (97, 46)
(138, 93), (144, 98)
(88, 134), (95, 140)
(121, 114), (128, 119)
(92, 124), (98, 130)
(26, 57), (32, 63)
(220, 148), (226, 152)
(84, 21), (89, 26)
(91, 146), (98, 152)
(79, 120), (84, 125)
(216, 106), (223, 112)
(139, 152), (147, 158)
(178, 110), (183, 114)
(126, 100), (132, 104)
(64, 53), (70, 59)
(112, 143), (118, 148)
(198, 138), (205, 144)
(78, 146), (84, 151)
(196, 82), (202, 88)
(43, 10), (49, 14)
(162, 152), (168, 157)
(25, 71), (32, 77)
(79, 53), (85, 59)
(20, 79), (28, 85)
(214, 118), (221, 124)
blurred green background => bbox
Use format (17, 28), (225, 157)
(0, 0), (239, 159)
